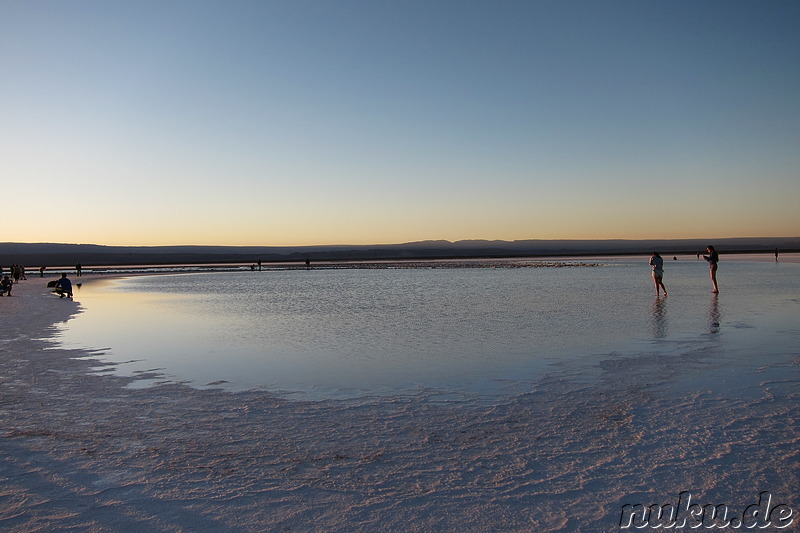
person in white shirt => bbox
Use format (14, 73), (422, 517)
(649, 252), (667, 296)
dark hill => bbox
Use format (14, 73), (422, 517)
(1, 237), (797, 267)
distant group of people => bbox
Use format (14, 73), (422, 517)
(0, 264), (29, 296)
(649, 245), (719, 297)
(0, 262), (81, 299)
(1, 265), (24, 296)
(0, 264), (27, 282)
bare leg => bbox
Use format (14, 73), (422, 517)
(710, 267), (719, 293)
(653, 273), (666, 296)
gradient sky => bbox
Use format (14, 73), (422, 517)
(2, 1), (799, 246)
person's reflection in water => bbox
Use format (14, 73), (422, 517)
(708, 294), (720, 334)
(651, 295), (667, 338)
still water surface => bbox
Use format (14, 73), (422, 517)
(56, 256), (799, 398)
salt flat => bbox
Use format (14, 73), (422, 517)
(1, 267), (798, 532)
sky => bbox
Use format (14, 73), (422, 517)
(2, 1), (799, 247)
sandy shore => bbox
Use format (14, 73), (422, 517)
(1, 275), (798, 532)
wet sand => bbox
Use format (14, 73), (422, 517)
(1, 274), (798, 532)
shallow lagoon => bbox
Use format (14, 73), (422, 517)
(10, 255), (799, 531)
(56, 255), (799, 399)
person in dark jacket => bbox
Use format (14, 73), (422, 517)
(0, 275), (12, 296)
(702, 245), (719, 293)
(54, 273), (73, 299)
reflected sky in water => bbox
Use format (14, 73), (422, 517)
(57, 258), (800, 398)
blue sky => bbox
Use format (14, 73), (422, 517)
(2, 1), (798, 246)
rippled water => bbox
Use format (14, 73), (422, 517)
(56, 256), (800, 398)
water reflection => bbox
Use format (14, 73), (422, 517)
(650, 296), (667, 338)
(60, 269), (655, 394)
(55, 262), (792, 397)
(708, 294), (720, 334)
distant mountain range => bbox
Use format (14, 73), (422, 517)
(1, 237), (797, 267)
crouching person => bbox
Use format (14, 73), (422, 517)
(0, 275), (12, 296)
(54, 273), (73, 299)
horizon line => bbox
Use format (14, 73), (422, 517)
(4, 235), (799, 249)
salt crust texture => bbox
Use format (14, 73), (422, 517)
(1, 278), (798, 532)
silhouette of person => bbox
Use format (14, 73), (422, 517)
(649, 252), (667, 296)
(775, 249), (779, 262)
(702, 245), (719, 293)
(76, 263), (82, 277)
(0, 275), (12, 296)
(55, 273), (73, 298)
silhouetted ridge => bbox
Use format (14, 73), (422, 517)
(1, 238), (797, 267)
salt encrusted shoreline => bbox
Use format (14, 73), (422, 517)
(1, 275), (798, 532)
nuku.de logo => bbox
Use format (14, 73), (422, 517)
(619, 491), (794, 529)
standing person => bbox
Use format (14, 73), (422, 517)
(703, 245), (719, 293)
(76, 263), (82, 277)
(775, 249), (779, 262)
(649, 252), (667, 296)
(54, 273), (73, 299)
